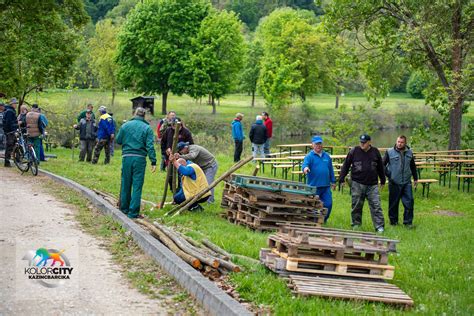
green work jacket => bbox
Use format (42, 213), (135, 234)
(116, 116), (157, 165)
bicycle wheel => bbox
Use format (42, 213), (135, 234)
(29, 146), (38, 176)
(13, 144), (29, 172)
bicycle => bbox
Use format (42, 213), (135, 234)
(11, 129), (38, 176)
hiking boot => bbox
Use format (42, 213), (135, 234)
(189, 204), (204, 212)
(376, 227), (385, 234)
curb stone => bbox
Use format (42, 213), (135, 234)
(40, 169), (252, 316)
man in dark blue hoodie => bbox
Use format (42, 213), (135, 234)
(249, 115), (267, 160)
(231, 113), (244, 162)
(2, 98), (19, 167)
(302, 136), (336, 222)
(92, 105), (115, 164)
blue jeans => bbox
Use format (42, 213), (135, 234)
(203, 162), (218, 203)
(252, 143), (265, 160)
(388, 182), (414, 225)
(263, 137), (271, 156)
(173, 188), (209, 209)
(316, 186), (333, 223)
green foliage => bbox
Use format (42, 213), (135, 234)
(325, 104), (375, 146)
(406, 71), (429, 99)
(105, 0), (138, 22)
(116, 0), (210, 114)
(239, 38), (263, 101)
(0, 0), (89, 102)
(411, 116), (449, 151)
(186, 9), (245, 114)
(84, 0), (120, 23)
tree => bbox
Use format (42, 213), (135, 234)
(324, 0), (473, 150)
(186, 10), (245, 114)
(89, 19), (121, 106)
(116, 0), (210, 115)
(240, 38), (263, 107)
(0, 0), (89, 105)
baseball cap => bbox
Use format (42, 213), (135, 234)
(177, 141), (189, 151)
(359, 134), (371, 143)
(311, 136), (323, 144)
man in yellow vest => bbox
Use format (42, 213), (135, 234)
(172, 157), (210, 212)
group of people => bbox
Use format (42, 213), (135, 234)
(302, 134), (418, 232)
(1, 98), (49, 167)
(232, 111), (273, 162)
(117, 108), (218, 218)
(74, 103), (116, 164)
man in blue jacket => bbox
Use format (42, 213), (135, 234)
(92, 106), (115, 164)
(2, 98), (19, 167)
(302, 136), (336, 223)
(231, 113), (244, 162)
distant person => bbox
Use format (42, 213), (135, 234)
(383, 135), (418, 228)
(231, 113), (244, 162)
(302, 136), (336, 223)
(73, 109), (97, 162)
(116, 107), (156, 219)
(26, 104), (48, 164)
(160, 118), (193, 165)
(339, 134), (386, 233)
(0, 102), (5, 150)
(176, 142), (218, 203)
(159, 110), (178, 136)
(108, 112), (116, 157)
(172, 157), (210, 212)
(92, 106), (115, 164)
(2, 98), (19, 167)
(34, 105), (48, 162)
(77, 103), (95, 123)
(249, 115), (267, 160)
(262, 111), (273, 157)
(17, 105), (28, 134)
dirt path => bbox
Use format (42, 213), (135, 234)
(0, 167), (196, 314)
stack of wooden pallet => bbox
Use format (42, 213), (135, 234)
(221, 175), (327, 231)
(260, 224), (414, 306)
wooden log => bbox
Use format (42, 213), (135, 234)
(153, 222), (220, 269)
(159, 122), (181, 208)
(202, 238), (231, 258)
(167, 155), (253, 216)
(136, 219), (201, 269)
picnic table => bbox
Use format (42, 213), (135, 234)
(447, 159), (474, 188)
(277, 143), (351, 155)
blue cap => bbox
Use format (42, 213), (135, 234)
(311, 136), (323, 144)
(177, 141), (189, 151)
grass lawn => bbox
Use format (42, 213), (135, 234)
(39, 148), (474, 315)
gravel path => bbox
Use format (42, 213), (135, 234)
(0, 167), (194, 315)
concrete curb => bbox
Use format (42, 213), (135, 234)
(40, 169), (252, 316)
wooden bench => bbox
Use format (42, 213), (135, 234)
(415, 179), (438, 197)
(456, 175), (474, 192)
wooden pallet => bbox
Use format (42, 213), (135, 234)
(230, 174), (318, 195)
(289, 275), (413, 306)
(274, 249), (395, 280)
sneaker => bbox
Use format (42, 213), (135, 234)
(376, 227), (385, 233)
(189, 204), (204, 212)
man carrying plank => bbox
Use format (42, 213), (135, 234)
(116, 107), (156, 219)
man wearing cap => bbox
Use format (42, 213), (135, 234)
(339, 134), (386, 232)
(2, 98), (19, 167)
(171, 157), (210, 212)
(77, 103), (95, 123)
(25, 105), (48, 164)
(383, 135), (418, 228)
(249, 115), (267, 160)
(92, 106), (115, 164)
(116, 107), (157, 219)
(231, 113), (245, 162)
(73, 109), (97, 162)
(262, 112), (273, 157)
(175, 142), (217, 203)
(302, 136), (336, 223)
(160, 118), (193, 164)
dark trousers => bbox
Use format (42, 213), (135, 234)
(234, 140), (243, 162)
(92, 139), (111, 164)
(79, 139), (96, 162)
(173, 188), (209, 210)
(388, 182), (414, 225)
(4, 133), (15, 163)
(351, 181), (385, 230)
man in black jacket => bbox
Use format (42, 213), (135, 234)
(249, 115), (267, 160)
(339, 134), (386, 232)
(73, 109), (97, 162)
(2, 98), (19, 167)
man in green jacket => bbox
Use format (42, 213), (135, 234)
(116, 107), (156, 219)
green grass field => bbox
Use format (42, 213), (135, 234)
(38, 148), (474, 315)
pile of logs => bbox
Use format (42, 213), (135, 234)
(137, 220), (241, 278)
(221, 175), (327, 231)
(260, 224), (414, 306)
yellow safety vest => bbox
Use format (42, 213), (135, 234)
(182, 164), (211, 200)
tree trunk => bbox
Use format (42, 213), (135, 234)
(335, 93), (340, 109)
(111, 88), (116, 107)
(300, 90), (306, 102)
(251, 90), (255, 107)
(161, 90), (168, 115)
(448, 98), (463, 150)
(211, 95), (216, 115)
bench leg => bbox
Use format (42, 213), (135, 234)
(427, 183), (430, 198)
(422, 183), (426, 197)
(458, 176), (461, 191)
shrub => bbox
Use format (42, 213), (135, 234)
(406, 71), (429, 99)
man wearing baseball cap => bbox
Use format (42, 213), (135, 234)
(92, 105), (115, 164)
(339, 134), (386, 233)
(302, 136), (336, 223)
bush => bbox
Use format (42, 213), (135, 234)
(406, 71), (429, 99)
